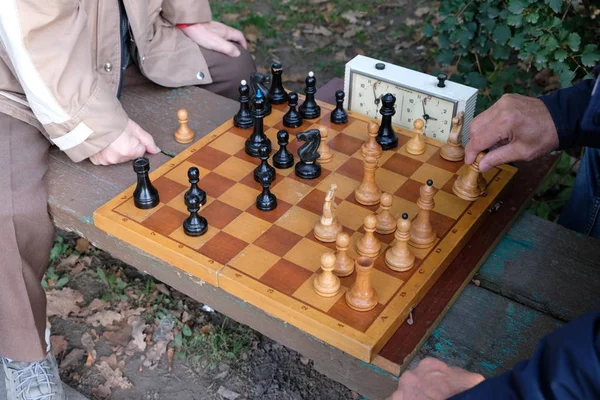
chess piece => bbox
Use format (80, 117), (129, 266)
(313, 252), (341, 297)
(268, 62), (288, 104)
(376, 193), (396, 235)
(183, 194), (208, 237)
(409, 179), (437, 249)
(249, 71), (271, 115)
(295, 128), (322, 179)
(330, 90), (348, 124)
(345, 256), (377, 312)
(283, 92), (303, 128)
(233, 80), (253, 129)
(299, 71), (321, 120)
(453, 152), (485, 201)
(354, 155), (382, 206)
(245, 90), (271, 157)
(133, 157), (159, 209)
(333, 232), (354, 277)
(406, 119), (426, 155)
(376, 93), (398, 150)
(313, 184), (343, 242)
(317, 125), (333, 164)
(441, 112), (465, 162)
(256, 173), (277, 211)
(273, 130), (294, 169)
(174, 109), (195, 144)
(385, 213), (415, 272)
(356, 214), (381, 259)
(362, 121), (383, 159)
(185, 167), (206, 206)
(254, 144), (276, 183)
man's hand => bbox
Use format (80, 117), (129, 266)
(386, 358), (484, 400)
(89, 119), (160, 166)
(180, 21), (247, 57)
(465, 93), (559, 172)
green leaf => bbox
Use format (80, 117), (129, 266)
(566, 32), (581, 52)
(41, 279), (48, 290)
(554, 49), (568, 62)
(96, 267), (109, 286)
(581, 44), (600, 67)
(465, 72), (487, 89)
(507, 13), (523, 27)
(559, 69), (576, 88)
(436, 50), (455, 66)
(487, 6), (500, 18)
(509, 34), (524, 50)
(438, 34), (451, 48)
(457, 28), (472, 47)
(542, 35), (559, 51)
(182, 325), (192, 337)
(549, 61), (569, 73)
(508, 0), (527, 14)
(55, 276), (69, 288)
(525, 12), (539, 24)
(422, 24), (434, 38)
(493, 24), (511, 45)
(545, 0), (562, 13)
(492, 44), (511, 60)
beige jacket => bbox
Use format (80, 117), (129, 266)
(0, 0), (213, 162)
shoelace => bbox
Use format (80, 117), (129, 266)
(9, 360), (57, 400)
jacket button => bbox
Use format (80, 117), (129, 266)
(594, 111), (600, 126)
(196, 72), (205, 80)
(104, 63), (113, 72)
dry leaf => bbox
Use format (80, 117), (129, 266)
(100, 354), (118, 370)
(60, 348), (85, 370)
(142, 339), (169, 370)
(126, 316), (148, 354)
(222, 13), (240, 24)
(75, 238), (90, 253)
(181, 311), (191, 324)
(313, 26), (332, 36)
(355, 48), (365, 55)
(217, 386), (241, 400)
(50, 336), (68, 357)
(341, 10), (367, 24)
(86, 310), (123, 327)
(81, 332), (96, 366)
(200, 325), (211, 334)
(167, 347), (174, 372)
(88, 299), (108, 312)
(56, 254), (80, 272)
(405, 18), (417, 27)
(70, 263), (86, 275)
(155, 283), (170, 296)
(104, 324), (133, 346)
(414, 7), (430, 17)
(335, 50), (349, 62)
(46, 288), (84, 318)
(94, 361), (133, 398)
(308, 0), (327, 4)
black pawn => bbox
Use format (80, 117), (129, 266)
(245, 90), (271, 157)
(183, 194), (208, 237)
(185, 167), (206, 206)
(268, 63), (288, 104)
(273, 130), (294, 169)
(256, 173), (277, 211)
(133, 157), (159, 209)
(330, 90), (348, 124)
(377, 93), (398, 150)
(254, 144), (276, 182)
(283, 92), (303, 128)
(233, 79), (253, 129)
(299, 71), (321, 120)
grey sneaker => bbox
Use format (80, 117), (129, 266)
(2, 351), (65, 400)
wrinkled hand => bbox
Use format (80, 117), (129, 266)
(89, 119), (160, 166)
(386, 358), (484, 400)
(465, 93), (559, 172)
(181, 21), (247, 57)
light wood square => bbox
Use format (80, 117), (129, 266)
(213, 156), (256, 182)
(317, 172), (359, 199)
(293, 275), (347, 312)
(284, 238), (330, 272)
(169, 224), (218, 250)
(168, 191), (215, 214)
(410, 164), (454, 189)
(321, 150), (350, 171)
(388, 196), (420, 221)
(272, 177), (313, 205)
(229, 244), (281, 279)
(398, 141), (438, 162)
(377, 168), (407, 195)
(208, 131), (246, 155)
(456, 164), (499, 185)
(114, 201), (165, 223)
(164, 161), (211, 187)
(433, 189), (470, 219)
(264, 108), (285, 127)
(223, 213), (272, 243)
(220, 183), (261, 211)
(336, 201), (373, 231)
(370, 268), (403, 305)
(343, 119), (369, 140)
(265, 127), (280, 145)
(275, 206), (319, 237)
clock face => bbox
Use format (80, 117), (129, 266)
(349, 72), (457, 141)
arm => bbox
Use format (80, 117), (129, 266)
(161, 0), (212, 25)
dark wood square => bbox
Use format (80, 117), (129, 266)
(254, 225), (303, 257)
(318, 112), (352, 132)
(234, 148), (262, 166)
(188, 146), (230, 170)
(272, 120), (306, 136)
(426, 149), (463, 173)
(430, 210), (456, 238)
(344, 192), (380, 213)
(201, 231), (249, 265)
(396, 133), (411, 148)
(337, 157), (363, 181)
(229, 126), (253, 138)
(328, 133), (364, 156)
(442, 175), (459, 194)
(152, 176), (187, 204)
(381, 153), (423, 177)
(395, 179), (423, 203)
(327, 296), (385, 333)
(245, 199), (293, 224)
(202, 200), (243, 229)
(259, 259), (313, 296)
(201, 172), (236, 198)
(372, 252), (422, 282)
(143, 206), (187, 237)
(296, 189), (330, 216)
(288, 166), (331, 187)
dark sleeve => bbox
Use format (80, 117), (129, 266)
(448, 311), (600, 400)
(539, 79), (600, 150)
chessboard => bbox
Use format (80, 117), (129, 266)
(94, 97), (517, 362)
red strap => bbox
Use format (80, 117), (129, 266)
(176, 24), (191, 29)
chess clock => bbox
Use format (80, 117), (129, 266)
(343, 55), (478, 146)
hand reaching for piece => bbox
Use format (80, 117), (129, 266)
(180, 21), (248, 57)
(465, 93), (559, 172)
(89, 119), (161, 166)
(386, 358), (484, 400)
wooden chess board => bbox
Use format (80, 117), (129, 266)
(94, 99), (517, 362)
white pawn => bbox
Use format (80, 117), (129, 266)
(385, 213), (415, 272)
(313, 252), (341, 297)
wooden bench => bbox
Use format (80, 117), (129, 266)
(48, 78), (600, 400)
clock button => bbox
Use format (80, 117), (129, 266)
(375, 63), (386, 70)
(437, 73), (447, 88)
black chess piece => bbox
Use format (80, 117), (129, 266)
(254, 144), (276, 182)
(268, 63), (288, 104)
(283, 92), (303, 128)
(298, 71), (321, 120)
(249, 71), (271, 116)
(233, 79), (253, 129)
(185, 167), (206, 206)
(183, 194), (208, 237)
(376, 93), (398, 150)
(273, 130), (294, 169)
(256, 173), (277, 211)
(245, 90), (271, 157)
(330, 89), (348, 124)
(133, 157), (159, 209)
(295, 128), (321, 179)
